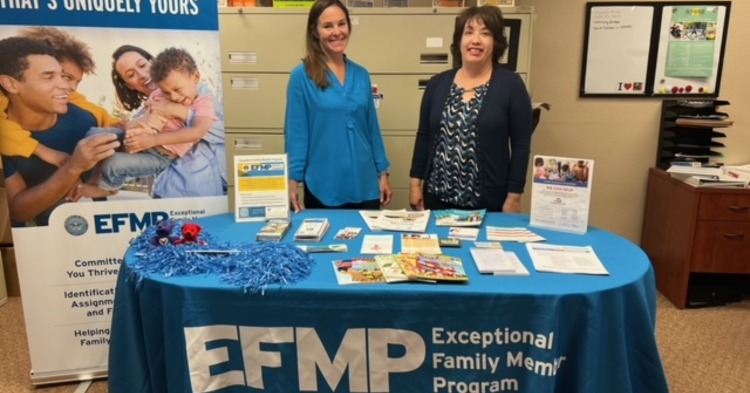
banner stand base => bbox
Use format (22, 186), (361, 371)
(74, 380), (93, 393)
(30, 368), (106, 386)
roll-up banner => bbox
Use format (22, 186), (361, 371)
(0, 2), (226, 385)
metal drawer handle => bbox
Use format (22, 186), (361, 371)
(722, 233), (745, 240)
(727, 206), (749, 213)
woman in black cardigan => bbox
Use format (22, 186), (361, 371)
(409, 5), (532, 213)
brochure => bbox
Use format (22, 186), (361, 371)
(448, 227), (479, 241)
(485, 226), (545, 243)
(298, 244), (348, 253)
(332, 258), (385, 285)
(374, 210), (430, 233)
(400, 233), (442, 255)
(255, 219), (292, 242)
(334, 227), (362, 240)
(526, 243), (609, 275)
(434, 209), (486, 227)
(293, 218), (330, 242)
(360, 234), (394, 254)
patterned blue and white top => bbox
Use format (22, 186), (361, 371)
(426, 82), (490, 207)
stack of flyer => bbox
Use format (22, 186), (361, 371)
(293, 218), (330, 242)
(667, 165), (746, 188)
(256, 219), (292, 242)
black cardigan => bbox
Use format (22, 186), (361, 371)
(409, 66), (533, 210)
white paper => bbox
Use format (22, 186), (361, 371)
(470, 248), (514, 273)
(584, 6), (653, 94)
(361, 235), (394, 254)
(374, 210), (430, 233)
(526, 243), (609, 275)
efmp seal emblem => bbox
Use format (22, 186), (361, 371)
(64, 215), (89, 236)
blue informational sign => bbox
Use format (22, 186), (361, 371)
(0, 0), (218, 30)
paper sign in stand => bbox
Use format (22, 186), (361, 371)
(234, 154), (290, 222)
(529, 155), (594, 234)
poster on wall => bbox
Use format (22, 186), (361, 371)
(0, 2), (227, 385)
(652, 4), (729, 95)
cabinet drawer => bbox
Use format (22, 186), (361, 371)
(692, 221), (750, 273)
(697, 193), (750, 221)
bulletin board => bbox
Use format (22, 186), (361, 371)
(580, 2), (731, 98)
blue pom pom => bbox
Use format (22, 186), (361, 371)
(127, 220), (316, 294)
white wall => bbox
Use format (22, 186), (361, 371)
(518, 0), (749, 243)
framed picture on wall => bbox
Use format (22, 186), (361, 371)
(580, 2), (731, 98)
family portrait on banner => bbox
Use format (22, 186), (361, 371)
(0, 4), (227, 383)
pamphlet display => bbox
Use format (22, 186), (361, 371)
(530, 155), (594, 234)
(293, 218), (330, 242)
(256, 219), (292, 242)
(234, 154), (290, 222)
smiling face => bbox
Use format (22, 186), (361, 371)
(115, 50), (156, 95)
(157, 69), (200, 107)
(460, 17), (495, 69)
(14, 54), (70, 116)
(316, 5), (350, 59)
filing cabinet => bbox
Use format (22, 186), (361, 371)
(219, 6), (534, 210)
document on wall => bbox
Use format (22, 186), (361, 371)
(526, 243), (609, 275)
(530, 155), (594, 234)
(233, 154), (290, 222)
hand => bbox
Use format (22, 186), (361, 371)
(147, 96), (188, 121)
(409, 179), (424, 210)
(65, 179), (85, 202)
(67, 133), (120, 174)
(288, 179), (304, 213)
(124, 123), (158, 153)
(502, 193), (522, 213)
(379, 175), (393, 207)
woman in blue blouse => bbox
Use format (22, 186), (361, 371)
(409, 5), (532, 213)
(284, 0), (392, 212)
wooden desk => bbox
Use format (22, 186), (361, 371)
(641, 168), (750, 308)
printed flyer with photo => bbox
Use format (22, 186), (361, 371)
(530, 155), (594, 234)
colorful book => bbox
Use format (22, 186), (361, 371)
(256, 219), (292, 242)
(396, 254), (469, 283)
(332, 257), (385, 285)
(374, 255), (410, 283)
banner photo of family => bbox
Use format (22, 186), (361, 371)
(0, 2), (227, 384)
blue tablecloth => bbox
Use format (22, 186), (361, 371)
(108, 211), (669, 393)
